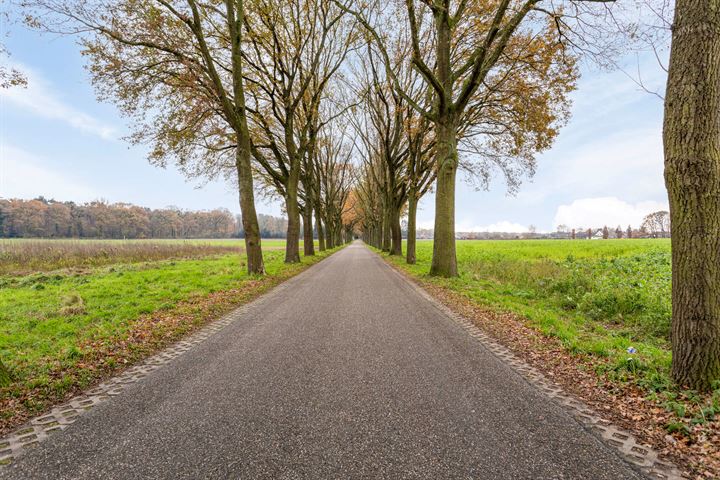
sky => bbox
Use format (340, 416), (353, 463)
(0, 18), (669, 233)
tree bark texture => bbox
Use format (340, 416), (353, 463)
(284, 166), (301, 263)
(236, 143), (265, 275)
(315, 208), (326, 251)
(390, 205), (402, 256)
(303, 205), (315, 257)
(664, 0), (720, 390)
(382, 208), (391, 252)
(430, 116), (458, 277)
(406, 190), (418, 264)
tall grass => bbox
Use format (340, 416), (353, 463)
(388, 239), (674, 388)
(0, 239), (246, 275)
(452, 239), (672, 342)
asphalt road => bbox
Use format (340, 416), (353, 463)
(2, 241), (647, 479)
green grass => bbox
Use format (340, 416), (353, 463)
(0, 241), (338, 425)
(388, 239), (675, 388)
(385, 239), (720, 434)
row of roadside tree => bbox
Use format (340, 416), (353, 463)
(14, 0), (720, 390)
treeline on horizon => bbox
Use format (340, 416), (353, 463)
(0, 198), (289, 239)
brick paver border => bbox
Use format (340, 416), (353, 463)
(0, 248), (688, 479)
(384, 259), (686, 480)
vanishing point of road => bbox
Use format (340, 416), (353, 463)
(2, 242), (648, 479)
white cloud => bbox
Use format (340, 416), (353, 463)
(459, 220), (529, 233)
(520, 127), (665, 206)
(553, 197), (668, 229)
(0, 144), (99, 201)
(475, 221), (529, 233)
(0, 63), (117, 140)
(415, 218), (530, 233)
(416, 219), (435, 230)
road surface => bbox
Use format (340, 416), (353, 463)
(2, 241), (647, 479)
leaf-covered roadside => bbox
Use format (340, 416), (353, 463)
(382, 256), (720, 479)
(0, 246), (343, 435)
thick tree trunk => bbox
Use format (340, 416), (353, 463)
(284, 167), (301, 263)
(406, 190), (418, 264)
(315, 208), (326, 251)
(430, 116), (458, 277)
(390, 205), (402, 256)
(0, 359), (11, 388)
(302, 204), (315, 256)
(236, 144), (265, 275)
(326, 216), (335, 249)
(664, 0), (720, 391)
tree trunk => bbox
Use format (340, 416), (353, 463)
(0, 359), (11, 388)
(406, 190), (418, 264)
(235, 144), (265, 275)
(302, 204), (315, 256)
(664, 0), (720, 391)
(284, 167), (301, 263)
(315, 208), (326, 251)
(430, 116), (458, 277)
(326, 216), (335, 249)
(390, 204), (402, 256)
(381, 209), (391, 252)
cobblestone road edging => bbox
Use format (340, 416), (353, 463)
(0, 249), (334, 467)
(384, 259), (687, 480)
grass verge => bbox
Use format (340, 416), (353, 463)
(0, 244), (343, 434)
(375, 240), (719, 478)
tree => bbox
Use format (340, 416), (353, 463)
(26, 0), (266, 273)
(641, 210), (670, 238)
(314, 121), (354, 248)
(571, 228), (576, 240)
(615, 225), (623, 239)
(602, 225), (609, 239)
(0, 198), (239, 239)
(404, 111), (435, 264)
(337, 0), (577, 276)
(243, 0), (354, 263)
(627, 225), (633, 239)
(349, 47), (409, 255)
(663, 0), (720, 390)
(0, 44), (25, 89)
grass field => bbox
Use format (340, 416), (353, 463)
(385, 240), (719, 427)
(0, 239), (335, 431)
(0, 238), (287, 275)
(382, 239), (720, 472)
(391, 239), (673, 384)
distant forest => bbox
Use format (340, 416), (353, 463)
(0, 198), (289, 239)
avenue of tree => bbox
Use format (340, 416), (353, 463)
(17, 0), (720, 390)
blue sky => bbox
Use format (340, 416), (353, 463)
(1, 21), (669, 232)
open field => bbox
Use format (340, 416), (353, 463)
(0, 238), (288, 276)
(396, 239), (672, 372)
(384, 240), (720, 439)
(0, 239), (336, 432)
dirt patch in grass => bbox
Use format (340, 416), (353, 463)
(385, 260), (719, 480)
